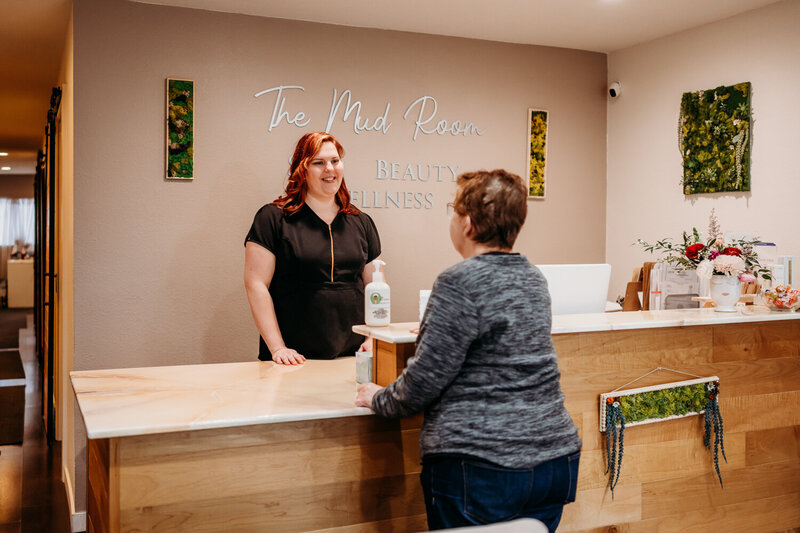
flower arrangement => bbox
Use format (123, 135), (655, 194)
(637, 209), (770, 282)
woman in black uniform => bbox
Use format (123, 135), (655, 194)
(244, 132), (382, 365)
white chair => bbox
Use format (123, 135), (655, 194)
(444, 518), (549, 532)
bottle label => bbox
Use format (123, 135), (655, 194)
(369, 292), (390, 304)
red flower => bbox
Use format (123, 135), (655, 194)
(686, 243), (705, 259)
(722, 247), (742, 256)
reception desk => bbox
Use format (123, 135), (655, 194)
(355, 307), (800, 532)
(75, 307), (800, 532)
(71, 359), (426, 532)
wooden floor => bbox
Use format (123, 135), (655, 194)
(0, 308), (71, 533)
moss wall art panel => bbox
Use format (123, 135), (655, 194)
(679, 82), (751, 195)
(528, 109), (548, 198)
(166, 78), (194, 180)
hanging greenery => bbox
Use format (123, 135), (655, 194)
(679, 82), (751, 195)
(703, 381), (727, 487)
(600, 371), (727, 496)
(604, 398), (625, 496)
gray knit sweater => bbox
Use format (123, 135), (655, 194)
(372, 252), (581, 468)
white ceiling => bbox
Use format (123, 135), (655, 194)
(0, 0), (783, 178)
(134, 0), (782, 52)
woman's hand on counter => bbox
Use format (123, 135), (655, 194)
(355, 383), (383, 409)
(358, 337), (373, 352)
(271, 347), (306, 365)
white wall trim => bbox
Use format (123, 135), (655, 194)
(63, 462), (86, 532)
(72, 511), (86, 533)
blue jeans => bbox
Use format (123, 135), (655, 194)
(420, 452), (580, 532)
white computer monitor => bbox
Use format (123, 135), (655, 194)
(536, 263), (612, 315)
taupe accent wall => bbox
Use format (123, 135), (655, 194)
(72, 0), (606, 512)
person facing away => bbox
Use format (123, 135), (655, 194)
(356, 169), (581, 531)
(244, 132), (382, 365)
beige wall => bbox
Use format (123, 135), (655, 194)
(606, 0), (800, 300)
(70, 0), (606, 514)
(0, 174), (34, 198)
(57, 9), (77, 528)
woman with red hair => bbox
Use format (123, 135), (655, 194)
(244, 132), (382, 365)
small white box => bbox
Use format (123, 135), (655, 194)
(419, 290), (432, 322)
(356, 351), (373, 384)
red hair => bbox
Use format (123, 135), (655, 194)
(272, 132), (360, 216)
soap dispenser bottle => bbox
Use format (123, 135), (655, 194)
(365, 259), (390, 326)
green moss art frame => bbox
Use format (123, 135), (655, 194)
(679, 82), (751, 195)
(599, 376), (716, 431)
(600, 374), (726, 494)
(527, 109), (548, 198)
(166, 78), (194, 179)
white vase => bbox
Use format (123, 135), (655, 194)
(709, 274), (741, 312)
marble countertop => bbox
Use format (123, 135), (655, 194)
(71, 358), (371, 439)
(353, 322), (419, 343)
(354, 306), (800, 343)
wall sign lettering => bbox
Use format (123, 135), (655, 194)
(254, 85), (485, 141)
(348, 159), (461, 211)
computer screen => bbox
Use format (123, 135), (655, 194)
(536, 263), (612, 315)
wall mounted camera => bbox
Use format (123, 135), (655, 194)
(608, 82), (621, 99)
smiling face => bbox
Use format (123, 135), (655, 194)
(304, 141), (344, 201)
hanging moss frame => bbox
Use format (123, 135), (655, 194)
(166, 78), (194, 180)
(679, 82), (751, 195)
(600, 374), (726, 495)
(527, 108), (548, 199)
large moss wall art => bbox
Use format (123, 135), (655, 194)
(167, 78), (194, 180)
(679, 82), (751, 195)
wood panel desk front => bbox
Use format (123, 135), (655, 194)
(355, 307), (800, 532)
(72, 359), (425, 532)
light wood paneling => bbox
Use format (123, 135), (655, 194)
(118, 427), (420, 508)
(559, 483), (642, 531)
(746, 426), (800, 467)
(87, 438), (118, 533)
(375, 340), (415, 387)
(555, 319), (800, 532)
(626, 491), (800, 533)
(118, 473), (425, 532)
(554, 326), (714, 375)
(85, 319), (800, 531)
(641, 460), (800, 518)
(712, 321), (800, 362)
(106, 415), (423, 532)
(577, 433), (745, 491)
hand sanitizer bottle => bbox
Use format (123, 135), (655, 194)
(365, 259), (390, 326)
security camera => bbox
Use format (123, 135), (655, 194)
(608, 82), (621, 99)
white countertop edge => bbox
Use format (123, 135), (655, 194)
(355, 308), (800, 342)
(610, 320), (685, 331)
(354, 322), (419, 343)
(681, 309), (800, 325)
(83, 405), (375, 440)
(550, 323), (620, 334)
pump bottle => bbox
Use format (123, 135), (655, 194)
(365, 259), (390, 326)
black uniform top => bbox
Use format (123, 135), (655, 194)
(245, 203), (382, 360)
